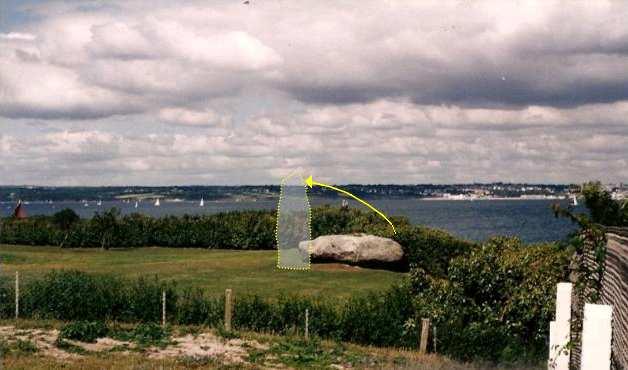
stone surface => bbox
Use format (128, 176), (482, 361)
(299, 234), (404, 265)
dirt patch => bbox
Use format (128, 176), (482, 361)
(0, 325), (269, 366)
(68, 337), (133, 353)
(146, 333), (247, 363)
(0, 326), (81, 360)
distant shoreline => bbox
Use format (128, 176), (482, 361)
(419, 197), (568, 201)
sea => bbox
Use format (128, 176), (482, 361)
(1, 197), (583, 244)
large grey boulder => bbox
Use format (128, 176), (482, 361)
(298, 234), (404, 265)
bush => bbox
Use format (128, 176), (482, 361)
(394, 225), (475, 276)
(23, 270), (125, 321)
(0, 270), (414, 349)
(59, 321), (108, 342)
(410, 237), (570, 362)
(129, 322), (171, 347)
(0, 207), (472, 272)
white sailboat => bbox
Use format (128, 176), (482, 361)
(134, 200), (139, 209)
(154, 198), (161, 207)
(97, 200), (102, 206)
(199, 197), (205, 207)
(571, 195), (578, 206)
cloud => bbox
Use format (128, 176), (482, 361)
(2, 99), (628, 185)
(1, 1), (628, 184)
(158, 107), (231, 127)
(0, 32), (36, 41)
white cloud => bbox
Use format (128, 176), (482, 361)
(1, 1), (628, 184)
(0, 32), (36, 41)
(158, 107), (230, 127)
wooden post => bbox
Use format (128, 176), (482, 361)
(224, 288), (233, 332)
(419, 318), (430, 354)
(305, 308), (309, 341)
(161, 290), (166, 327)
(15, 271), (19, 320)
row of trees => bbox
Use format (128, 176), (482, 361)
(0, 206), (473, 271)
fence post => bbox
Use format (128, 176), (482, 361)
(433, 326), (437, 353)
(15, 271), (19, 320)
(161, 290), (166, 327)
(224, 288), (233, 332)
(419, 318), (430, 354)
(548, 282), (572, 370)
(581, 304), (612, 370)
(305, 308), (309, 341)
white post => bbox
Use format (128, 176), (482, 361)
(161, 290), (166, 327)
(581, 303), (612, 370)
(556, 283), (572, 322)
(305, 309), (309, 341)
(548, 282), (571, 370)
(14, 271), (19, 320)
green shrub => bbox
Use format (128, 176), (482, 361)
(131, 322), (170, 347)
(394, 225), (475, 275)
(59, 321), (108, 342)
(0, 270), (415, 349)
(22, 270), (125, 321)
(110, 322), (171, 347)
(14, 339), (38, 354)
(411, 237), (570, 362)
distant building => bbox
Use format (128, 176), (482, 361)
(13, 200), (27, 219)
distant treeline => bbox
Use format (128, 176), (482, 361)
(0, 182), (576, 202)
(0, 206), (473, 272)
(0, 185), (279, 202)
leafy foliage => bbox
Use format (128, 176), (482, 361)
(410, 237), (570, 362)
(0, 270), (414, 349)
(59, 321), (108, 343)
(581, 182), (628, 226)
(0, 206), (472, 271)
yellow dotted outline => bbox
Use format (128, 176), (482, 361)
(276, 172), (312, 271)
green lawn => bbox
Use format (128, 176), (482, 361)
(0, 245), (403, 299)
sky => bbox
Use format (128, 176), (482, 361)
(1, 0), (628, 186)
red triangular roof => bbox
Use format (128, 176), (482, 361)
(13, 200), (27, 219)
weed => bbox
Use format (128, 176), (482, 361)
(54, 338), (87, 354)
(215, 326), (240, 340)
(111, 322), (171, 348)
(59, 321), (108, 343)
(14, 339), (38, 354)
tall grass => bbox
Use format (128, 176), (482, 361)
(0, 270), (417, 349)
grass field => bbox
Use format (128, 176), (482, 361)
(0, 245), (403, 298)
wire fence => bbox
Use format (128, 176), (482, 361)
(571, 227), (628, 370)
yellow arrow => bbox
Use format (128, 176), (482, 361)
(305, 175), (396, 234)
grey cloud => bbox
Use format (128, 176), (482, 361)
(1, 1), (628, 185)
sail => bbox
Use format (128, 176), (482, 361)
(155, 198), (161, 207)
(200, 197), (204, 207)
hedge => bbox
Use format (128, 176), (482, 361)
(0, 206), (475, 272)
